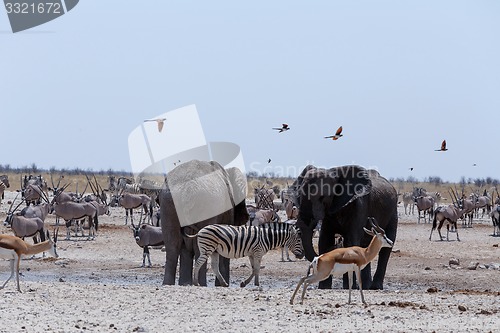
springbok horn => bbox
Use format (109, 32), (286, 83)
(370, 218), (383, 233)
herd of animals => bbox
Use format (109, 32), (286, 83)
(0, 161), (499, 305)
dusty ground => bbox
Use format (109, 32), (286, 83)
(0, 191), (499, 333)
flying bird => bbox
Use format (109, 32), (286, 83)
(409, 167), (414, 171)
(144, 118), (167, 133)
(268, 158), (272, 164)
(472, 163), (477, 167)
(435, 140), (448, 151)
(272, 124), (290, 133)
(324, 126), (343, 140)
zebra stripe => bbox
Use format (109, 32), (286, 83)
(193, 222), (304, 287)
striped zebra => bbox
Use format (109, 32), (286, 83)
(188, 222), (304, 287)
(0, 175), (10, 204)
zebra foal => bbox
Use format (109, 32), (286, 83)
(187, 222), (304, 287)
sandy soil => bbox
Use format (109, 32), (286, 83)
(0, 191), (499, 333)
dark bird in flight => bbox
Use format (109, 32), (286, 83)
(435, 140), (448, 151)
(268, 158), (272, 164)
(144, 118), (167, 133)
(409, 167), (414, 171)
(272, 123), (290, 133)
(324, 126), (343, 140)
(473, 163), (477, 167)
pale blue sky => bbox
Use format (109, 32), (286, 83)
(1, 1), (499, 182)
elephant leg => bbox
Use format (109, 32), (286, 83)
(215, 257), (230, 287)
(371, 216), (397, 290)
(360, 262), (373, 290)
(209, 253), (229, 287)
(318, 218), (336, 289)
(179, 244), (194, 286)
(163, 248), (179, 285)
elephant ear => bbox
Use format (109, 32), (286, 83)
(290, 165), (317, 206)
(226, 167), (247, 205)
(325, 165), (372, 214)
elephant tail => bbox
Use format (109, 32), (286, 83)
(181, 228), (199, 238)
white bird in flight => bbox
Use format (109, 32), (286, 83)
(144, 118), (167, 133)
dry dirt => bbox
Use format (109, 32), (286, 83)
(0, 191), (499, 333)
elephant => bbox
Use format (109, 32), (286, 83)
(292, 164), (398, 290)
(160, 160), (249, 286)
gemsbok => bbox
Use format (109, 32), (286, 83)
(414, 195), (435, 223)
(0, 230), (58, 292)
(130, 214), (164, 267)
(290, 218), (393, 305)
(429, 193), (465, 242)
(112, 192), (151, 225)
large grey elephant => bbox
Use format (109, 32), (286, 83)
(293, 165), (398, 290)
(160, 160), (249, 286)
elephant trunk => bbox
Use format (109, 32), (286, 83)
(296, 219), (317, 261)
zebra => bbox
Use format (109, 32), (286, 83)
(0, 175), (9, 204)
(187, 222), (304, 287)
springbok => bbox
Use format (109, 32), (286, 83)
(0, 230), (58, 292)
(290, 218), (393, 305)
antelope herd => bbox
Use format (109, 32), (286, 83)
(0, 172), (499, 297)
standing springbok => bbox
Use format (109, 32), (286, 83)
(290, 218), (393, 305)
(0, 230), (58, 292)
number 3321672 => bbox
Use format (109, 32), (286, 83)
(5, 2), (62, 14)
